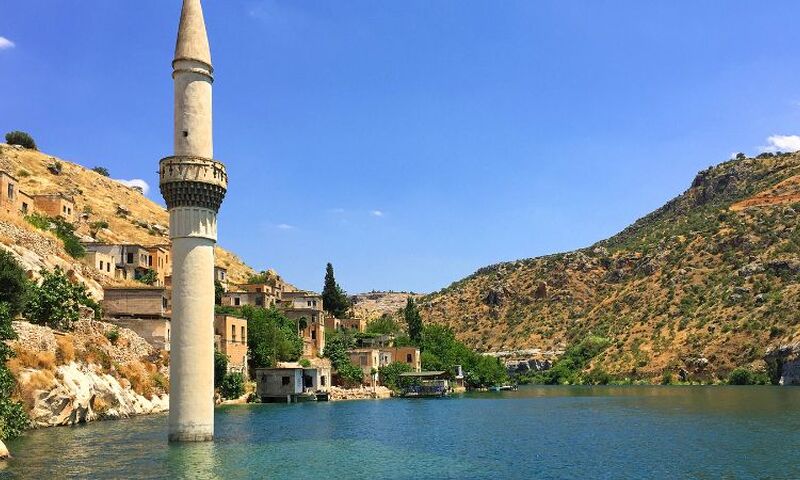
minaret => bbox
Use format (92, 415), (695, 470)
(160, 0), (226, 442)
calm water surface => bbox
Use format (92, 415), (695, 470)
(2, 386), (799, 479)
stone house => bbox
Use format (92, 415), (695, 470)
(84, 243), (154, 281)
(102, 287), (170, 318)
(348, 348), (393, 386)
(214, 266), (228, 291)
(340, 318), (367, 333)
(0, 171), (34, 216)
(102, 287), (171, 351)
(146, 245), (171, 287)
(85, 250), (116, 278)
(214, 314), (248, 374)
(32, 193), (75, 221)
(279, 291), (326, 357)
(384, 346), (421, 372)
(255, 362), (331, 403)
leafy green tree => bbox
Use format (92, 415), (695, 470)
(323, 329), (363, 386)
(378, 361), (413, 390)
(137, 269), (158, 286)
(0, 250), (28, 318)
(220, 372), (246, 399)
(366, 314), (402, 335)
(5, 131), (37, 150)
(527, 336), (611, 385)
(728, 367), (769, 385)
(25, 214), (85, 259)
(214, 350), (229, 388)
(0, 303), (28, 440)
(214, 280), (224, 305)
(467, 355), (508, 388)
(246, 306), (302, 369)
(403, 298), (423, 344)
(92, 166), (110, 177)
(322, 263), (351, 317)
(25, 267), (99, 330)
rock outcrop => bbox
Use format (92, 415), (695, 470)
(329, 386), (391, 400)
(20, 363), (169, 427)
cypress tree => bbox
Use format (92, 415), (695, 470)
(404, 298), (422, 344)
(322, 263), (350, 318)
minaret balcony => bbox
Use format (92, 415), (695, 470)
(159, 155), (227, 212)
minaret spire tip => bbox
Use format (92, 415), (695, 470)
(175, 0), (212, 67)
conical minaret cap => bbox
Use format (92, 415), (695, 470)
(175, 0), (212, 67)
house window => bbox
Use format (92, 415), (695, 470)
(256, 287), (262, 293)
(127, 253), (134, 264)
(255, 296), (263, 307)
(231, 325), (236, 342)
(234, 297), (241, 306)
(312, 300), (317, 307)
(321, 375), (326, 386)
(21, 202), (28, 213)
(407, 354), (413, 363)
(307, 301), (312, 307)
(148, 256), (153, 267)
(241, 326), (245, 342)
(162, 297), (168, 309)
(281, 376), (290, 386)
(62, 205), (67, 214)
(311, 329), (316, 340)
(7, 183), (14, 200)
(99, 261), (104, 270)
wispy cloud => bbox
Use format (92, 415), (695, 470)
(0, 37), (15, 50)
(115, 178), (150, 195)
(760, 134), (800, 154)
(370, 210), (384, 217)
(276, 223), (295, 230)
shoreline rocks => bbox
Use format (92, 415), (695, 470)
(329, 386), (391, 401)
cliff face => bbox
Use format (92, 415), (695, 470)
(422, 152), (800, 381)
(9, 320), (169, 427)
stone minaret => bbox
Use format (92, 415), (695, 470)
(160, 0), (226, 442)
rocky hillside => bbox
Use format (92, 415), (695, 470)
(422, 152), (800, 381)
(0, 143), (254, 284)
(8, 318), (169, 427)
(351, 291), (424, 320)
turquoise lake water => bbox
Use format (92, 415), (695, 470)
(3, 386), (800, 479)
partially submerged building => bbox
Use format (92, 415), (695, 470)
(255, 361), (331, 403)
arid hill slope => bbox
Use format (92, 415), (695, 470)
(0, 144), (254, 284)
(422, 152), (800, 380)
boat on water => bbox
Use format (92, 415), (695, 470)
(489, 385), (518, 392)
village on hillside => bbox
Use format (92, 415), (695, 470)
(0, 139), (481, 407)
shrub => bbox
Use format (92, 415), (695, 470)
(136, 269), (158, 286)
(299, 358), (311, 368)
(25, 214), (86, 259)
(661, 370), (674, 385)
(25, 267), (99, 330)
(92, 166), (110, 177)
(220, 372), (246, 399)
(89, 220), (109, 238)
(214, 350), (228, 388)
(728, 367), (769, 385)
(105, 328), (120, 345)
(0, 250), (28, 317)
(5, 131), (37, 150)
(246, 306), (303, 369)
(378, 361), (413, 390)
(0, 303), (30, 439)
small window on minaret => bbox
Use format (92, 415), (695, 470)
(183, 131), (189, 137)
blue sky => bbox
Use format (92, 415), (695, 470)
(2, 1), (800, 294)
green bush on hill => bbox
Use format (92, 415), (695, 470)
(5, 131), (37, 150)
(25, 267), (99, 330)
(323, 329), (364, 386)
(522, 336), (611, 385)
(92, 166), (110, 177)
(214, 350), (228, 388)
(244, 306), (302, 370)
(25, 213), (86, 259)
(0, 250), (28, 318)
(220, 372), (245, 400)
(728, 367), (770, 385)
